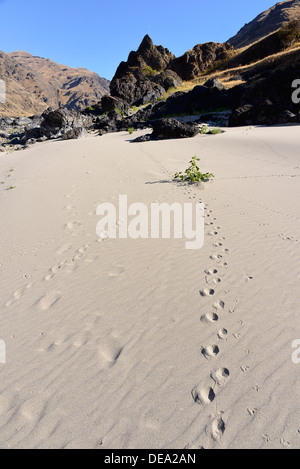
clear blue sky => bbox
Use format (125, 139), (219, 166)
(0, 0), (277, 80)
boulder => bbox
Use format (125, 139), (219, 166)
(151, 118), (199, 140)
(228, 100), (279, 126)
(204, 78), (224, 90)
(41, 107), (89, 132)
(62, 127), (87, 140)
(101, 95), (129, 114)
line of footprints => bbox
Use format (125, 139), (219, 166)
(194, 203), (230, 445)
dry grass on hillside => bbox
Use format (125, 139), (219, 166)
(165, 38), (300, 99)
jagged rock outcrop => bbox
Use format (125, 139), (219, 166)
(110, 35), (181, 106)
(167, 42), (234, 81)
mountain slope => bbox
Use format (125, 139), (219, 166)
(0, 51), (109, 117)
(228, 0), (300, 48)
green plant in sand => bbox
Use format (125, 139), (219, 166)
(174, 156), (214, 183)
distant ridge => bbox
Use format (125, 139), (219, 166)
(228, 0), (300, 48)
(0, 50), (109, 117)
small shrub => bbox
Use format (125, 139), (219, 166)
(142, 66), (157, 77)
(200, 125), (208, 134)
(128, 127), (134, 135)
(174, 156), (214, 183)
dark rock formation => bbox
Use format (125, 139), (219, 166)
(152, 69), (183, 91)
(229, 59), (300, 126)
(132, 118), (199, 142)
(168, 42), (234, 81)
(151, 118), (199, 139)
(110, 35), (176, 105)
(101, 95), (129, 114)
(40, 108), (90, 137)
(151, 85), (242, 120)
(0, 107), (92, 150)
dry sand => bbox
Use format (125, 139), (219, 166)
(0, 125), (299, 449)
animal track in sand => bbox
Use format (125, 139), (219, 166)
(44, 262), (76, 281)
(217, 328), (228, 340)
(200, 288), (215, 297)
(192, 385), (215, 405)
(5, 284), (32, 307)
(201, 345), (220, 359)
(56, 243), (72, 255)
(211, 368), (230, 388)
(36, 292), (61, 311)
(213, 300), (225, 310)
(98, 338), (123, 367)
(44, 245), (90, 281)
(210, 254), (223, 262)
(205, 269), (218, 275)
(200, 312), (219, 324)
(208, 277), (222, 285)
(109, 265), (125, 277)
(20, 396), (47, 422)
(184, 443), (205, 450)
(65, 221), (82, 230)
(211, 415), (226, 440)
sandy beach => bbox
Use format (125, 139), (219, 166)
(0, 125), (299, 449)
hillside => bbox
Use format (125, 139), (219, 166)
(0, 51), (109, 117)
(228, 0), (300, 48)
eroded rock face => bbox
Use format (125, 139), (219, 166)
(101, 95), (129, 113)
(168, 42), (234, 81)
(229, 64), (300, 126)
(152, 70), (183, 92)
(110, 35), (176, 105)
(40, 108), (90, 135)
(109, 36), (233, 107)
